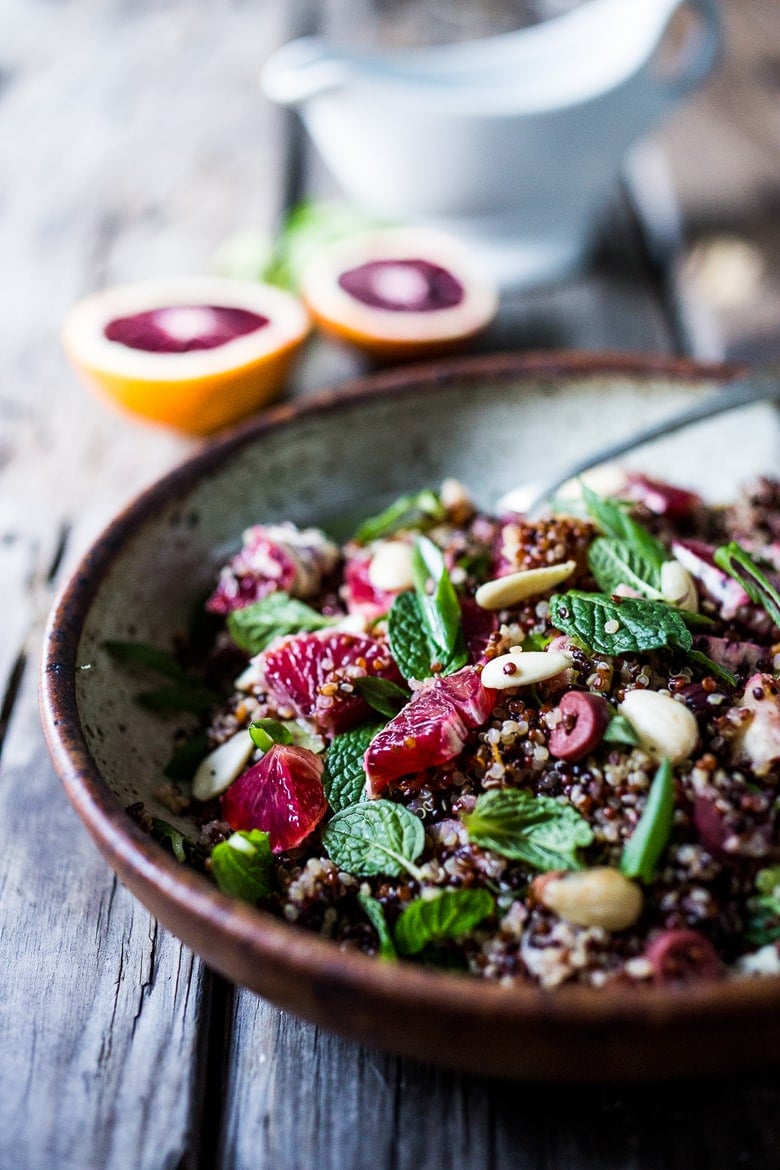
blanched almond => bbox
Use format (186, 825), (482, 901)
(481, 649), (572, 690)
(619, 688), (698, 764)
(533, 866), (644, 931)
(368, 541), (415, 592)
(660, 559), (698, 613)
(475, 561), (577, 610)
(192, 730), (254, 801)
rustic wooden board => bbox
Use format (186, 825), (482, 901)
(0, 2), (289, 1167)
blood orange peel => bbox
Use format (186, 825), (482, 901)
(62, 276), (310, 434)
(299, 227), (498, 360)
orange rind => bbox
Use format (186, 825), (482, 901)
(299, 227), (498, 361)
(62, 277), (310, 434)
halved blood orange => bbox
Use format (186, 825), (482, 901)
(299, 227), (498, 360)
(62, 276), (310, 434)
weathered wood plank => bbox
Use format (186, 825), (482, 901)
(0, 667), (206, 1170)
(0, 1), (292, 1166)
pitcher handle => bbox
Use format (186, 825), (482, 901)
(656, 0), (721, 98)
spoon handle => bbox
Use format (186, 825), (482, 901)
(515, 367), (780, 515)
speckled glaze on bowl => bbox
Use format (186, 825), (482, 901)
(40, 352), (780, 1081)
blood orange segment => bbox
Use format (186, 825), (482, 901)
(257, 629), (403, 734)
(364, 666), (497, 796)
(207, 523), (340, 613)
(459, 598), (498, 663)
(220, 743), (327, 853)
(343, 553), (397, 619)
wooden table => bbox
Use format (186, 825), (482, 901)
(3, 2), (780, 1167)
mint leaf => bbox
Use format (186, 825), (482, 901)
(353, 489), (445, 544)
(353, 676), (410, 718)
(358, 892), (397, 959)
(620, 758), (675, 883)
(137, 682), (219, 716)
(322, 722), (383, 812)
(394, 888), (494, 956)
(756, 866), (780, 911)
(248, 718), (294, 752)
(714, 541), (780, 629)
(463, 789), (593, 871)
(163, 731), (210, 780)
(387, 592), (435, 680)
(262, 200), (380, 291)
(413, 536), (463, 660)
(149, 817), (189, 863)
(582, 484), (667, 569)
(103, 639), (188, 680)
(322, 800), (425, 878)
(210, 830), (273, 903)
(549, 591), (693, 656)
(603, 713), (641, 747)
(226, 592), (336, 654)
(587, 538), (663, 599)
(687, 649), (738, 689)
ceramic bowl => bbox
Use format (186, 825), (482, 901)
(41, 352), (780, 1081)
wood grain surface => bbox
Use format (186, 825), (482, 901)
(2, 1), (780, 1167)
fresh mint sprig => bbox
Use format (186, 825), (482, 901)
(322, 800), (425, 879)
(587, 538), (664, 600)
(353, 676), (411, 719)
(603, 712), (641, 747)
(714, 540), (780, 629)
(549, 591), (693, 657)
(136, 682), (220, 716)
(387, 537), (468, 680)
(582, 484), (668, 569)
(746, 866), (780, 947)
(210, 829), (273, 903)
(322, 722), (384, 813)
(412, 536), (466, 665)
(352, 489), (445, 544)
(163, 731), (210, 780)
(103, 639), (189, 680)
(104, 638), (219, 716)
(463, 789), (594, 871)
(394, 888), (494, 956)
(620, 757), (675, 883)
(687, 649), (738, 689)
(226, 592), (336, 655)
(357, 892), (398, 960)
(387, 592), (435, 680)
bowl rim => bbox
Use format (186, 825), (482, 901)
(40, 349), (780, 1072)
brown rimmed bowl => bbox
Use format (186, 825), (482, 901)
(40, 351), (780, 1081)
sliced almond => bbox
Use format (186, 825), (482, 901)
(475, 560), (577, 610)
(192, 730), (254, 801)
(481, 649), (572, 690)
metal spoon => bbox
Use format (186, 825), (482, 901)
(498, 365), (780, 516)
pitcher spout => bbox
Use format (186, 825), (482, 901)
(261, 37), (348, 106)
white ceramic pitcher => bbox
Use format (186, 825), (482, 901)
(262, 0), (720, 289)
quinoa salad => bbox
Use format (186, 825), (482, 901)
(124, 474), (780, 989)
